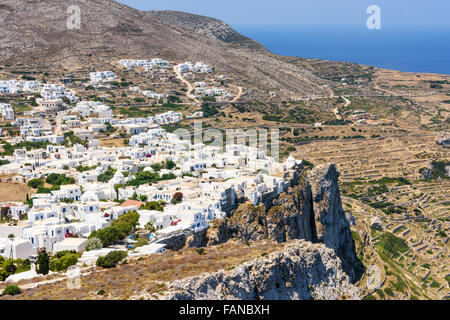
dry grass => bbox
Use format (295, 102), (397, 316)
(99, 138), (127, 148)
(0, 183), (34, 202)
(2, 240), (284, 300)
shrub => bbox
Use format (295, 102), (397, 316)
(145, 222), (156, 233)
(141, 201), (164, 211)
(2, 284), (21, 296)
(134, 237), (148, 248)
(27, 178), (44, 189)
(171, 192), (183, 204)
(86, 237), (103, 251)
(384, 287), (394, 297)
(96, 251), (127, 268)
(45, 173), (75, 186)
(97, 167), (117, 183)
(49, 252), (79, 272)
(376, 289), (385, 299)
(0, 259), (17, 281)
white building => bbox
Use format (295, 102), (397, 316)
(0, 103), (15, 120)
(89, 71), (116, 84)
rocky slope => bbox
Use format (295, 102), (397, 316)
(154, 240), (360, 300)
(0, 0), (330, 99)
(0, 164), (362, 300)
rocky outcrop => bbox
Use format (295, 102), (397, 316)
(307, 164), (361, 282)
(370, 217), (383, 231)
(154, 240), (359, 300)
(436, 132), (450, 147)
(203, 164), (361, 282)
(265, 174), (315, 243)
(205, 174), (314, 245)
(420, 165), (434, 180)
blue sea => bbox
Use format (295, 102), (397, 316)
(233, 25), (450, 75)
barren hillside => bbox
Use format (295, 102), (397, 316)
(0, 0), (330, 99)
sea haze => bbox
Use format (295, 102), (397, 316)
(233, 25), (450, 75)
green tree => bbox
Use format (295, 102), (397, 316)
(37, 249), (50, 275)
(89, 212), (139, 247)
(46, 173), (75, 186)
(165, 160), (176, 170)
(27, 178), (44, 189)
(49, 253), (79, 272)
(0, 259), (17, 281)
(97, 167), (117, 183)
(145, 221), (156, 233)
(96, 250), (127, 268)
(141, 201), (164, 211)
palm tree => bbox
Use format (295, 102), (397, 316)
(145, 222), (156, 233)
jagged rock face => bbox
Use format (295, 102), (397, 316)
(204, 165), (360, 282)
(266, 175), (315, 243)
(370, 217), (383, 231)
(205, 174), (315, 245)
(420, 166), (434, 180)
(307, 164), (359, 282)
(436, 132), (450, 147)
(156, 240), (359, 300)
(203, 204), (267, 245)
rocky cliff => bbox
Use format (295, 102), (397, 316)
(199, 164), (361, 282)
(307, 164), (361, 282)
(156, 240), (359, 300)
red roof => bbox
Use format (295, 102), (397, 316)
(120, 200), (145, 209)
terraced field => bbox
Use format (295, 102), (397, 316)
(293, 129), (449, 300)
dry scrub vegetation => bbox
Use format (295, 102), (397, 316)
(1, 240), (284, 300)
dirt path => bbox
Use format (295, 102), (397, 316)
(231, 84), (243, 102)
(173, 66), (200, 106)
(333, 96), (350, 120)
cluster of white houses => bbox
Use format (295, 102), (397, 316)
(177, 62), (213, 74)
(0, 80), (41, 94)
(0, 80), (77, 102)
(119, 58), (169, 69)
(0, 58), (304, 277)
(0, 120), (303, 263)
(89, 71), (116, 84)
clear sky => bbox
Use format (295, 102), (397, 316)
(118, 0), (450, 27)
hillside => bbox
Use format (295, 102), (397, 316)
(0, 0), (330, 99)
